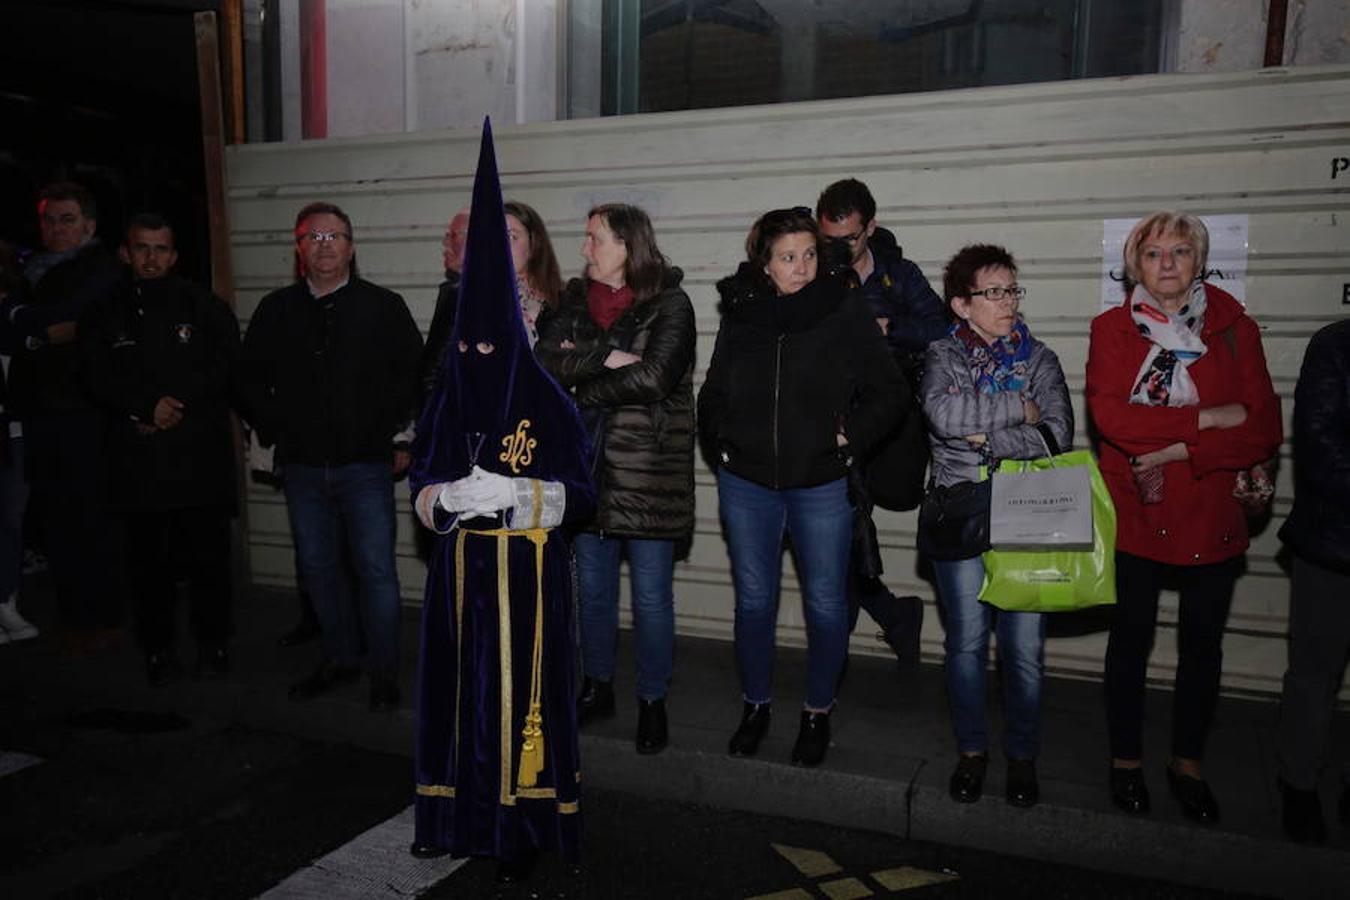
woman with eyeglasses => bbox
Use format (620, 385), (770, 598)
(697, 207), (905, 767)
(920, 244), (1072, 808)
(1086, 211), (1281, 824)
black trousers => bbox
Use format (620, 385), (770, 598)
(1104, 551), (1240, 761)
(25, 412), (125, 631)
(1276, 554), (1350, 790)
(127, 507), (232, 655)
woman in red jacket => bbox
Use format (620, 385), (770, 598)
(1087, 210), (1281, 825)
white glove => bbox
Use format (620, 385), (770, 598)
(439, 466), (516, 518)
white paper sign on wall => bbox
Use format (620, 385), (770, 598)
(1100, 214), (1249, 312)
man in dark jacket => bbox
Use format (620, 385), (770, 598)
(80, 214), (240, 685)
(2, 182), (125, 644)
(417, 205), (469, 401)
(1275, 317), (1350, 843)
(240, 202), (423, 711)
(816, 178), (944, 667)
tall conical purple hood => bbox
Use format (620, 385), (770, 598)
(410, 118), (591, 489)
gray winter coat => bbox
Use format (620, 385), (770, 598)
(921, 333), (1073, 488)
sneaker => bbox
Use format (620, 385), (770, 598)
(0, 598), (39, 642)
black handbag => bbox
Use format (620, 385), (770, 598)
(916, 478), (991, 560)
(847, 465), (884, 580)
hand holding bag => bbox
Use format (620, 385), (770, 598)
(979, 424), (1117, 612)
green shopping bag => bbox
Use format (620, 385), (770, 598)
(978, 448), (1117, 612)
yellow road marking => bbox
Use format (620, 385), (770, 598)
(871, 866), (961, 891)
(819, 876), (874, 899)
(771, 843), (843, 878)
(744, 891), (813, 900)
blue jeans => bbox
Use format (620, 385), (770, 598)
(284, 462), (401, 676)
(573, 532), (675, 702)
(717, 469), (852, 711)
(932, 555), (1045, 759)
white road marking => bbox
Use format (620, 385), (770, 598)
(256, 805), (467, 898)
(0, 751), (43, 778)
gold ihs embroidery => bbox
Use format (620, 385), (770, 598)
(499, 419), (536, 473)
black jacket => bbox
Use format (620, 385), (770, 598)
(4, 241), (122, 418)
(854, 226), (948, 355)
(240, 278), (423, 467)
(418, 271), (459, 403)
(536, 271), (696, 540)
(1279, 318), (1350, 572)
(80, 274), (240, 510)
(698, 265), (906, 490)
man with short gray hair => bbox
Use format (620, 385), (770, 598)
(241, 202), (423, 711)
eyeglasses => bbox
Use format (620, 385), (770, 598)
(1140, 246), (1194, 264)
(298, 231), (351, 244)
(969, 285), (1026, 302)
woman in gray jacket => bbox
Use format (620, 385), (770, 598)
(921, 244), (1072, 810)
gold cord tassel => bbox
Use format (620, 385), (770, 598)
(517, 533), (548, 787)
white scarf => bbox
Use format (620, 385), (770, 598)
(1128, 282), (1208, 407)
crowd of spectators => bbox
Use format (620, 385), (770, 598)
(0, 173), (1344, 876)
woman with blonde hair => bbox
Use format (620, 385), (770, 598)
(1087, 210), (1281, 823)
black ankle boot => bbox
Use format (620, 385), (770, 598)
(576, 677), (615, 726)
(728, 701), (771, 757)
(636, 697), (668, 754)
(881, 595), (925, 668)
(790, 709), (831, 767)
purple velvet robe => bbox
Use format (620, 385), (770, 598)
(410, 119), (594, 862)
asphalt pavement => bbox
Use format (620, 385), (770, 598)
(1, 573), (1347, 899)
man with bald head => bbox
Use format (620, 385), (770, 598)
(418, 205), (470, 399)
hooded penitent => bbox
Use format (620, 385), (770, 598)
(410, 119), (594, 864)
(412, 122), (590, 489)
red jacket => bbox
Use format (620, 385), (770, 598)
(1086, 284), (1282, 566)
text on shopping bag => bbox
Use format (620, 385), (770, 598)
(989, 464), (1093, 548)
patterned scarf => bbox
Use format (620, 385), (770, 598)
(951, 317), (1036, 395)
(1128, 282), (1208, 407)
(517, 275), (544, 348)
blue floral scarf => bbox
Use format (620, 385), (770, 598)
(951, 318), (1036, 395)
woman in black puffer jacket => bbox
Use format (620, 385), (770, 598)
(535, 203), (695, 756)
(698, 207), (905, 767)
